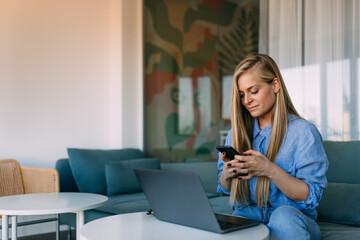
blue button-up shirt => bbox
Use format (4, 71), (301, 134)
(217, 114), (329, 219)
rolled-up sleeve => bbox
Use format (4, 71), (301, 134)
(294, 124), (329, 210)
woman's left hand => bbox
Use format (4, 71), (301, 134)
(235, 149), (275, 180)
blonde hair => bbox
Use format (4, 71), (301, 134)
(230, 53), (300, 207)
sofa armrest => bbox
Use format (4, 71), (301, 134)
(20, 166), (59, 193)
(55, 158), (79, 192)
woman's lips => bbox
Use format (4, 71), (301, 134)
(247, 105), (258, 111)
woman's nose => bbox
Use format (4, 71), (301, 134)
(245, 94), (253, 104)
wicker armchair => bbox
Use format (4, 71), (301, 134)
(0, 159), (60, 239)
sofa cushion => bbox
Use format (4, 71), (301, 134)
(323, 141), (360, 184)
(67, 148), (145, 194)
(94, 192), (151, 215)
(317, 182), (360, 226)
(105, 158), (160, 195)
(318, 221), (360, 240)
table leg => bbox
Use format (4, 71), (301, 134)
(11, 216), (17, 240)
(2, 214), (8, 240)
(56, 214), (59, 240)
(76, 211), (84, 240)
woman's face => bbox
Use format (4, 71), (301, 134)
(237, 71), (279, 128)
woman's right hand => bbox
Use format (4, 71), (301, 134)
(221, 152), (248, 181)
(221, 152), (233, 180)
(220, 152), (242, 191)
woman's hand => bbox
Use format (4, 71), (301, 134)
(220, 150), (275, 191)
(219, 152), (246, 191)
(234, 149), (276, 180)
(220, 152), (244, 181)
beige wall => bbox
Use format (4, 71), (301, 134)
(0, 0), (143, 168)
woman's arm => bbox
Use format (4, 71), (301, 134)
(219, 172), (231, 192)
(230, 150), (309, 202)
(266, 161), (309, 201)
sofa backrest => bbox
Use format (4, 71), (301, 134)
(160, 161), (218, 194)
(57, 141), (360, 194)
(323, 141), (360, 184)
(56, 157), (219, 194)
(67, 148), (146, 194)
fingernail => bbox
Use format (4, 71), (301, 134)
(227, 163), (231, 167)
(233, 170), (237, 173)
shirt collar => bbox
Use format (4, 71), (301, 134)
(253, 117), (272, 140)
(253, 114), (299, 139)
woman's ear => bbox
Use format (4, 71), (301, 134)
(272, 78), (280, 93)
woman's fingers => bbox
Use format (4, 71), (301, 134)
(243, 149), (262, 156)
(239, 173), (252, 180)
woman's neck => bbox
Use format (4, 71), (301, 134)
(258, 117), (272, 130)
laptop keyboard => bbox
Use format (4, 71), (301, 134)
(215, 213), (261, 232)
(218, 220), (242, 230)
(216, 213), (242, 230)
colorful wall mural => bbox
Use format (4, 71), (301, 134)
(144, 0), (259, 162)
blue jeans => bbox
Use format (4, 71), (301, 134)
(233, 205), (321, 240)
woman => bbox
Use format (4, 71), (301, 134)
(217, 53), (328, 239)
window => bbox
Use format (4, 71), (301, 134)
(261, 0), (360, 141)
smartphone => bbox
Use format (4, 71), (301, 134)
(216, 145), (241, 160)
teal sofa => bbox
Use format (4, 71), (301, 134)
(316, 141), (360, 239)
(55, 148), (232, 230)
(55, 142), (360, 239)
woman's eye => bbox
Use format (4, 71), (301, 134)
(251, 90), (258, 94)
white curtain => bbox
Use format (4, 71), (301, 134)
(260, 0), (360, 141)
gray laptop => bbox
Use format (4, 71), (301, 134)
(134, 168), (261, 234)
